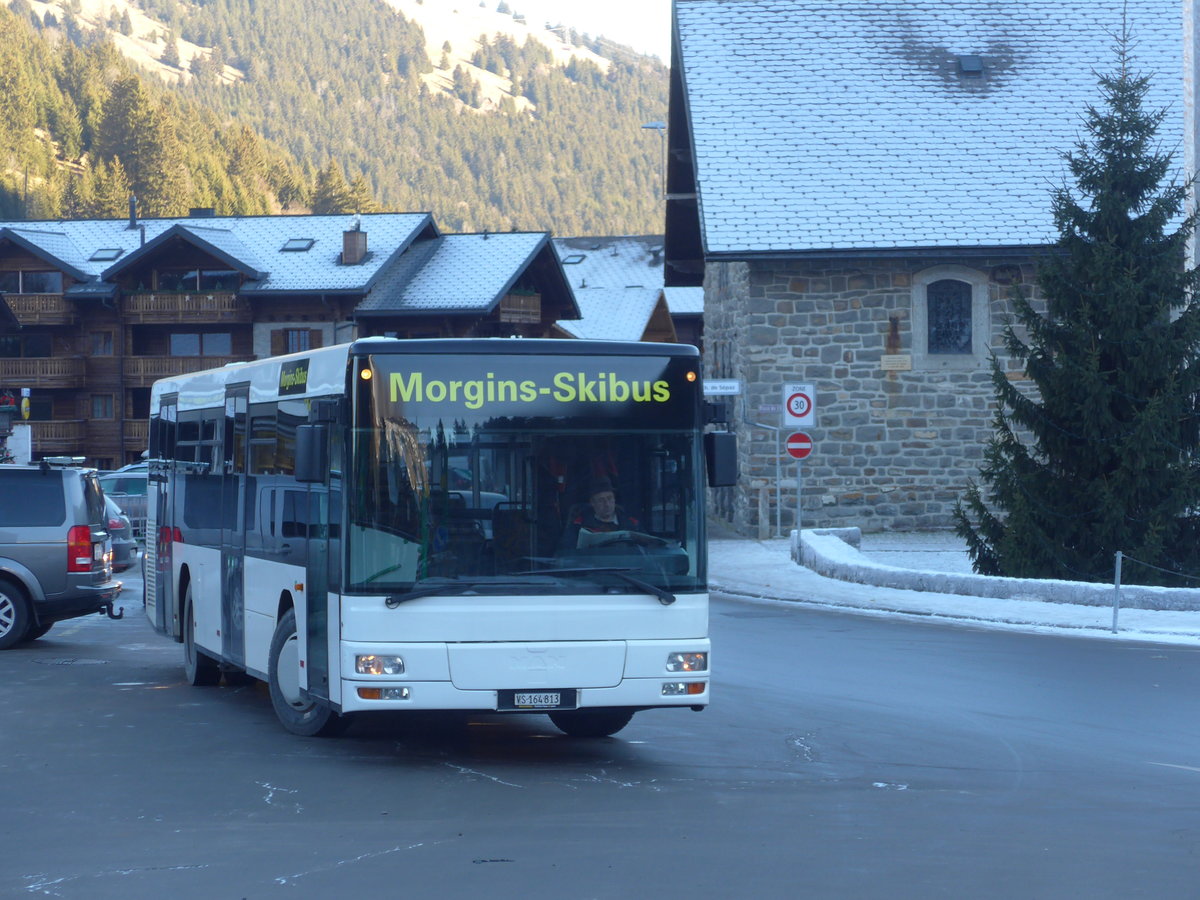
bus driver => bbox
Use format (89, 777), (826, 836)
(561, 477), (640, 549)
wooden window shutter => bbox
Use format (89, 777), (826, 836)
(270, 329), (286, 356)
(309, 329), (323, 349)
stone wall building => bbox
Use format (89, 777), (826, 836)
(666, 0), (1195, 534)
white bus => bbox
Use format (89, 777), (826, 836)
(144, 338), (736, 737)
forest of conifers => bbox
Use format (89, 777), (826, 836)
(0, 0), (668, 236)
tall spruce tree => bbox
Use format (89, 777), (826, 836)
(955, 32), (1200, 585)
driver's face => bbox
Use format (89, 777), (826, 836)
(590, 490), (616, 520)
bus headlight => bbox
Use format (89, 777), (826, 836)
(355, 654), (405, 675)
(666, 652), (707, 672)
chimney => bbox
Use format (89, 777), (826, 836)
(127, 195), (138, 230)
(342, 225), (367, 265)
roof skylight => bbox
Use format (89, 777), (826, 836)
(957, 55), (984, 76)
(281, 238), (316, 252)
(89, 248), (123, 261)
(562, 254), (586, 264)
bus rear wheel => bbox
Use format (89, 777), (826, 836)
(183, 584), (220, 686)
(548, 708), (635, 738)
(268, 609), (351, 737)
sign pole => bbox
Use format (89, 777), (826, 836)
(796, 460), (803, 537)
(782, 384), (816, 540)
(784, 431), (814, 537)
(776, 441), (782, 536)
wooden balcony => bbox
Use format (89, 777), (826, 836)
(498, 292), (541, 323)
(3, 294), (76, 325)
(0, 357), (84, 389)
(123, 291), (250, 323)
(124, 419), (149, 446)
(124, 355), (243, 387)
(30, 420), (86, 453)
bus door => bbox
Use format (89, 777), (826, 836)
(293, 400), (340, 704)
(302, 484), (332, 702)
(146, 397), (176, 635)
(222, 384), (249, 667)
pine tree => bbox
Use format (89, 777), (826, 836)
(347, 173), (379, 213)
(955, 30), (1200, 585)
(310, 159), (356, 213)
(162, 33), (181, 69)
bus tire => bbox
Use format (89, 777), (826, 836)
(548, 708), (635, 738)
(0, 578), (32, 651)
(183, 585), (221, 686)
(268, 609), (351, 737)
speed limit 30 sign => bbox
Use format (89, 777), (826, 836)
(782, 383), (815, 428)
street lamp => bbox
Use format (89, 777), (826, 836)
(641, 121), (666, 199)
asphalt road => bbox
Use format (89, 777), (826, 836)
(2, 576), (1198, 899)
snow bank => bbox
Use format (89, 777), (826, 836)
(793, 528), (1200, 612)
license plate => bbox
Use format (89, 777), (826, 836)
(516, 692), (560, 708)
(498, 689), (577, 710)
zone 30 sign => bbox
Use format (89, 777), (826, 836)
(782, 383), (815, 428)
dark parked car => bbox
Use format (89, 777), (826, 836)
(104, 496), (139, 573)
(98, 469), (147, 539)
(0, 460), (123, 649)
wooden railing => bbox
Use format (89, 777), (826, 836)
(123, 291), (250, 323)
(0, 357), (84, 388)
(3, 294), (75, 325)
(124, 355), (243, 385)
(498, 292), (541, 323)
(124, 419), (149, 444)
(30, 420), (85, 451)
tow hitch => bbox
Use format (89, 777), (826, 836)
(101, 602), (124, 620)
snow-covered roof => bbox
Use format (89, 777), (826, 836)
(0, 227), (92, 280)
(0, 213), (434, 293)
(674, 0), (1188, 254)
(662, 285), (703, 316)
(357, 232), (558, 315)
(553, 236), (667, 340)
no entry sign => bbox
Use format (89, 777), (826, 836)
(785, 431), (814, 460)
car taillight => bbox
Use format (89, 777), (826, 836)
(108, 516), (123, 530)
(68, 525), (93, 572)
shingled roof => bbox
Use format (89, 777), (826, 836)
(672, 0), (1188, 257)
(0, 213), (435, 294)
(553, 236), (669, 341)
(358, 231), (573, 317)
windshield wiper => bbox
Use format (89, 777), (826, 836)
(385, 580), (491, 607)
(514, 566), (676, 606)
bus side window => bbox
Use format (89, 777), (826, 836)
(281, 490), (307, 539)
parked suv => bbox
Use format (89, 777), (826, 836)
(0, 460), (124, 649)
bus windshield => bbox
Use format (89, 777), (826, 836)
(347, 351), (706, 595)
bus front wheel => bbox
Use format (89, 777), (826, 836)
(548, 708), (635, 738)
(268, 609), (351, 737)
(182, 585), (220, 686)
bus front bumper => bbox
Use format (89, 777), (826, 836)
(336, 639), (710, 714)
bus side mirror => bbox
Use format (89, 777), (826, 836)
(704, 432), (738, 487)
(295, 424), (328, 484)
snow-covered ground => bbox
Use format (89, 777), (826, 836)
(708, 533), (1200, 646)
